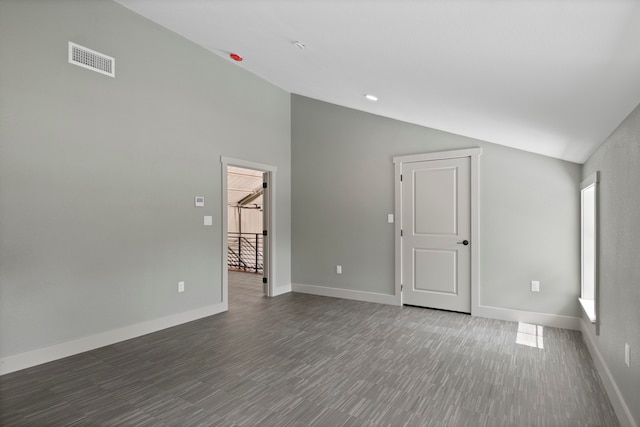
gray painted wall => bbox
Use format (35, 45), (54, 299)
(0, 0), (291, 358)
(582, 103), (640, 425)
(291, 95), (581, 317)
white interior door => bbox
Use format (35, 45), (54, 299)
(402, 157), (471, 313)
(262, 172), (269, 296)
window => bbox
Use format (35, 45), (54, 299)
(580, 172), (599, 331)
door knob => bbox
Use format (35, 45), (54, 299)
(457, 240), (469, 245)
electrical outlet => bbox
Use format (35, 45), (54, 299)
(178, 281), (185, 293)
(336, 265), (342, 274)
(625, 343), (630, 367)
(531, 280), (540, 292)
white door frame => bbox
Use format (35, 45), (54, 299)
(221, 156), (277, 304)
(393, 148), (482, 314)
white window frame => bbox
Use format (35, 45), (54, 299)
(579, 171), (599, 334)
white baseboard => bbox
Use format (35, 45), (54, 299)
(581, 318), (637, 427)
(292, 283), (399, 305)
(272, 283), (292, 296)
(291, 284), (579, 329)
(473, 304), (581, 330)
(0, 302), (227, 376)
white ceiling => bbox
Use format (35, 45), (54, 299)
(116, 0), (640, 163)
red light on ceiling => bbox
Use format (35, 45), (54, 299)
(230, 53), (243, 62)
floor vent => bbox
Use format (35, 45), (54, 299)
(68, 42), (115, 78)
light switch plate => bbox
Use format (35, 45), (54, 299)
(625, 343), (630, 367)
(387, 214), (394, 223)
(204, 216), (213, 226)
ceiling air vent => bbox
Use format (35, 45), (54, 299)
(68, 42), (115, 78)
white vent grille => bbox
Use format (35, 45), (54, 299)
(68, 42), (115, 78)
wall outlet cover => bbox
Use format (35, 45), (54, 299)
(178, 281), (185, 293)
(531, 281), (540, 292)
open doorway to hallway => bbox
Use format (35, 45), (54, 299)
(228, 270), (264, 306)
(227, 166), (266, 301)
(221, 156), (277, 305)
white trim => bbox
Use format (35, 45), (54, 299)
(271, 283), (292, 296)
(578, 298), (596, 323)
(292, 283), (399, 306)
(292, 283), (580, 331)
(393, 160), (403, 305)
(474, 304), (581, 330)
(470, 151), (481, 314)
(0, 302), (227, 376)
(580, 170), (600, 335)
(222, 157), (278, 175)
(221, 156), (277, 299)
(581, 171), (600, 189)
(393, 148), (482, 312)
(581, 318), (637, 427)
(393, 148), (482, 164)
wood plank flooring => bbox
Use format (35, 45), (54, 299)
(0, 272), (619, 426)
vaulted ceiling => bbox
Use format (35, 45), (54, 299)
(116, 0), (640, 163)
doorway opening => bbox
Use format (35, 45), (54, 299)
(227, 166), (264, 274)
(221, 157), (277, 309)
(227, 166), (265, 302)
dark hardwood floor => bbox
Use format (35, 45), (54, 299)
(0, 272), (619, 426)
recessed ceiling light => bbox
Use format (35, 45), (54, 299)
(365, 94), (378, 102)
(293, 41), (306, 50)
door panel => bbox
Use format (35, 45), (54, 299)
(402, 157), (470, 313)
(414, 168), (457, 235)
(414, 249), (457, 294)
